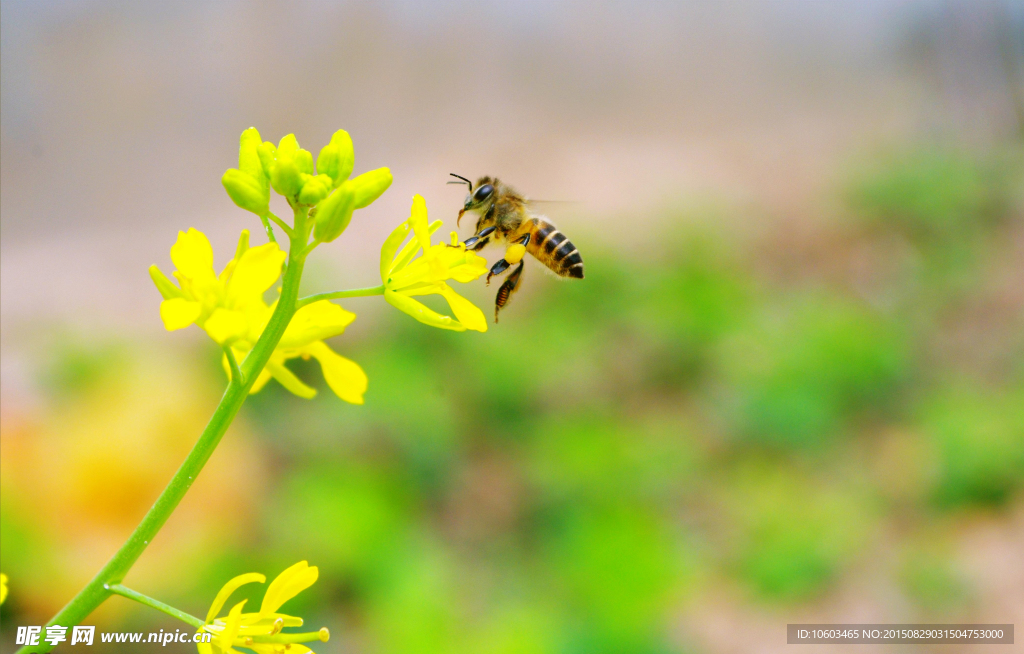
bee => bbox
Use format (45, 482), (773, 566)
(449, 174), (584, 321)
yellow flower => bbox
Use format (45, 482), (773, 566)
(1, 573), (8, 604)
(151, 229), (367, 403)
(229, 300), (368, 404)
(150, 228), (284, 345)
(197, 561), (328, 654)
(382, 195), (489, 332)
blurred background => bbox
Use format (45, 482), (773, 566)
(2, 1), (1023, 652)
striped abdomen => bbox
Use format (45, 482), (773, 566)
(526, 218), (584, 279)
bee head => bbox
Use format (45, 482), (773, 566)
(465, 179), (495, 210)
(450, 174), (497, 227)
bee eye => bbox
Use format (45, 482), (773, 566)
(473, 184), (493, 202)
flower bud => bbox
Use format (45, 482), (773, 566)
(299, 174), (333, 205)
(296, 148), (315, 176)
(271, 134), (303, 198)
(237, 128), (265, 181)
(313, 182), (356, 242)
(316, 130), (355, 188)
(350, 167), (393, 209)
(222, 168), (270, 215)
(257, 142), (276, 176)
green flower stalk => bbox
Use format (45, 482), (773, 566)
(15, 128), (487, 654)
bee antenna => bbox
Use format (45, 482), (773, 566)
(447, 173), (473, 191)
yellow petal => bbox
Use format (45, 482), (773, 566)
(450, 259), (489, 283)
(390, 220), (444, 277)
(217, 600), (247, 650)
(226, 243), (286, 307)
(247, 645), (312, 654)
(218, 258), (237, 284)
(234, 230), (250, 260)
(206, 573), (266, 623)
(409, 194), (431, 251)
(159, 298), (202, 331)
(149, 265), (186, 300)
(236, 614), (303, 631)
(306, 341), (368, 404)
(380, 221), (411, 280)
(170, 228), (216, 282)
(439, 284), (488, 332)
(280, 300), (355, 348)
(259, 561), (319, 616)
(387, 256), (441, 291)
(384, 289), (466, 331)
(429, 244), (488, 282)
(204, 308), (249, 344)
(196, 635), (213, 654)
(267, 361), (317, 399)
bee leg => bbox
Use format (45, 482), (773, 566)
(494, 261), (525, 323)
(469, 237), (490, 252)
(460, 226), (496, 249)
(486, 258), (511, 285)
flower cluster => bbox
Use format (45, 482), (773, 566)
(221, 128), (392, 243)
(198, 562), (328, 654)
(151, 129), (489, 403)
(150, 229), (367, 403)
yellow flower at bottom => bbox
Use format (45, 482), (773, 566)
(197, 562), (328, 654)
(381, 195), (488, 332)
(1, 573), (8, 605)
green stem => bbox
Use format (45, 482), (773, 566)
(296, 284), (385, 309)
(223, 346), (243, 386)
(106, 585), (204, 629)
(297, 240), (320, 260)
(16, 210), (311, 654)
(266, 211), (294, 239)
(258, 214), (277, 244)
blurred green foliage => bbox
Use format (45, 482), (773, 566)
(845, 146), (1010, 242)
(725, 465), (872, 602)
(718, 295), (909, 450)
(4, 143), (1021, 652)
(898, 537), (972, 614)
(923, 385), (1024, 507)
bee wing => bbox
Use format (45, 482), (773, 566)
(525, 200), (582, 221)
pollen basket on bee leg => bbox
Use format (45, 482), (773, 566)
(504, 244), (527, 265)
